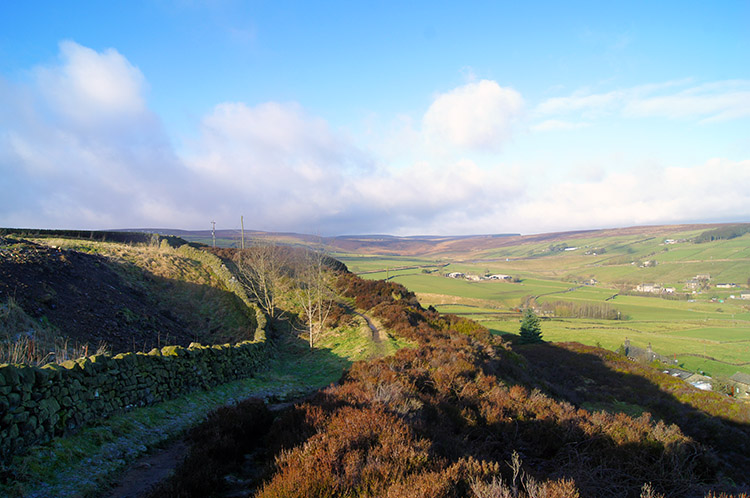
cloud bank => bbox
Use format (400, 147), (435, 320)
(1, 42), (749, 235)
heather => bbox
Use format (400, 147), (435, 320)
(157, 271), (750, 498)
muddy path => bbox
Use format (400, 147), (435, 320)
(353, 310), (382, 343)
(103, 439), (189, 498)
(100, 394), (317, 498)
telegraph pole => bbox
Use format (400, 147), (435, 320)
(211, 221), (216, 248)
(240, 215), (245, 250)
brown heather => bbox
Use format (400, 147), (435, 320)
(154, 271), (750, 498)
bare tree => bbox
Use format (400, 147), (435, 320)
(234, 240), (288, 319)
(295, 248), (337, 349)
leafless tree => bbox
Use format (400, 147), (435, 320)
(295, 248), (337, 349)
(234, 240), (288, 319)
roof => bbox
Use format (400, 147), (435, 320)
(685, 373), (712, 383)
(662, 368), (693, 381)
(730, 372), (750, 385)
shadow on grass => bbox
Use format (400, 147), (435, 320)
(512, 340), (750, 487)
(263, 316), (355, 390)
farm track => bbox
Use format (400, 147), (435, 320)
(102, 393), (319, 498)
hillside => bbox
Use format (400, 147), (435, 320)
(152, 223), (740, 259)
(0, 234), (257, 362)
(148, 272), (750, 498)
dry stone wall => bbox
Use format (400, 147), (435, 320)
(0, 339), (266, 461)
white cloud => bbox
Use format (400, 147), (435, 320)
(183, 101), (527, 234)
(183, 101), (367, 227)
(535, 79), (750, 123)
(0, 42), (190, 229)
(624, 81), (750, 122)
(2, 43), (748, 236)
(423, 80), (523, 151)
(531, 119), (590, 132)
(534, 91), (620, 118)
(35, 41), (147, 126)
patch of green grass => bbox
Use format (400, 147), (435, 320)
(317, 318), (412, 362)
(335, 255), (440, 274)
(677, 356), (750, 378)
(667, 326), (750, 342)
(581, 400), (648, 418)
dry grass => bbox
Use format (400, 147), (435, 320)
(1, 297), (110, 365)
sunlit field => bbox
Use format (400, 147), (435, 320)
(337, 230), (750, 379)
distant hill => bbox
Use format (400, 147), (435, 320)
(128, 222), (746, 258)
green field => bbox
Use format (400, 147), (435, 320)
(336, 227), (750, 379)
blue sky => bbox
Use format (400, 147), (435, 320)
(1, 1), (749, 235)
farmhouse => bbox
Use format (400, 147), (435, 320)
(623, 339), (656, 362)
(684, 279), (701, 290)
(622, 339), (675, 366)
(716, 283), (737, 289)
(487, 274), (512, 281)
(741, 293), (750, 300)
(730, 373), (750, 399)
(635, 283), (662, 293)
(663, 287), (676, 293)
(447, 272), (465, 279)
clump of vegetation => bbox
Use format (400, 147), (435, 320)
(694, 224), (750, 243)
(538, 300), (624, 320)
(0, 297), (110, 365)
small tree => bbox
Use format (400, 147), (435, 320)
(295, 248), (336, 349)
(519, 308), (543, 344)
(234, 241), (288, 319)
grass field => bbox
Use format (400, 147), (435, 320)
(336, 227), (750, 380)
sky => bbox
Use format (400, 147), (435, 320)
(1, 1), (749, 236)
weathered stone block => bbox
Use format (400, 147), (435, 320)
(7, 392), (20, 408)
(0, 366), (19, 386)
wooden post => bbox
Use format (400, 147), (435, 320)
(241, 215), (245, 250)
(211, 221), (216, 248)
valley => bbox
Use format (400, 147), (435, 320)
(336, 224), (750, 381)
(1, 224), (749, 497)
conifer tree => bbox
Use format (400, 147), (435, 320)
(519, 308), (543, 344)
